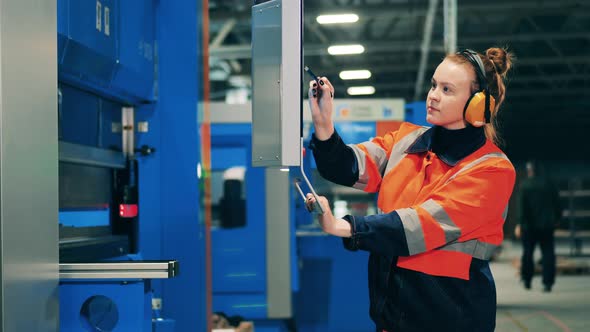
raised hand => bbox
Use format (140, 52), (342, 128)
(308, 76), (335, 141)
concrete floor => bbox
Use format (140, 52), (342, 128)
(493, 240), (590, 332)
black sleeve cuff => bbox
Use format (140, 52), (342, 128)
(341, 212), (410, 257)
(342, 215), (359, 251)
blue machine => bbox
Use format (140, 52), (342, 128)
(209, 121), (296, 331)
(57, 1), (205, 331)
(210, 123), (267, 315)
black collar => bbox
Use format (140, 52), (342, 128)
(405, 125), (486, 166)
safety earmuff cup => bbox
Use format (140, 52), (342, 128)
(463, 90), (496, 126)
(459, 49), (495, 126)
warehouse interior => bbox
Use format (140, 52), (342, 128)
(0, 0), (588, 331)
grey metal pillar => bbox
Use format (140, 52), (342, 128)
(265, 168), (292, 318)
(413, 0), (439, 101)
(0, 0), (58, 331)
(444, 0), (457, 54)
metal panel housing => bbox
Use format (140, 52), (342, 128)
(251, 0), (301, 167)
(0, 0), (58, 330)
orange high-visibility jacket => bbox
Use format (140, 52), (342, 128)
(347, 122), (515, 280)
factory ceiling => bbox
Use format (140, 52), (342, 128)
(208, 0), (590, 161)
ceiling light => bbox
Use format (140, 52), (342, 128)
(327, 44), (365, 55)
(316, 14), (359, 25)
(339, 70), (372, 80)
(347, 86), (375, 96)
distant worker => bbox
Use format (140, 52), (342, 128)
(516, 161), (561, 292)
(305, 47), (514, 331)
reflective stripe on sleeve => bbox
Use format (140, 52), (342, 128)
(397, 207), (426, 255)
(361, 141), (389, 175)
(349, 144), (370, 190)
(348, 142), (388, 191)
(420, 199), (461, 243)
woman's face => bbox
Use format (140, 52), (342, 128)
(426, 58), (476, 129)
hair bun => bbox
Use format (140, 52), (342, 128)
(486, 47), (513, 77)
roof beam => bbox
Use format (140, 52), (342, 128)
(211, 0), (590, 22)
(307, 23), (330, 44)
(210, 41), (444, 60)
(210, 32), (589, 59)
(525, 16), (577, 74)
(210, 18), (237, 49)
(304, 56), (590, 77)
(331, 82), (588, 96)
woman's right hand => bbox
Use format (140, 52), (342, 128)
(305, 193), (353, 238)
(308, 76), (335, 141)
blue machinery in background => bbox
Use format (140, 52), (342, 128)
(405, 101), (428, 127)
(57, 1), (204, 331)
(209, 107), (298, 331)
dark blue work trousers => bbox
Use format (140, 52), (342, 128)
(521, 229), (556, 287)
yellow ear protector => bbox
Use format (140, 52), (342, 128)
(459, 49), (496, 125)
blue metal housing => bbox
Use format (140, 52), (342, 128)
(58, 83), (122, 147)
(137, 1), (205, 330)
(60, 281), (151, 332)
(58, 0), (205, 331)
(295, 236), (373, 332)
(58, 0), (156, 104)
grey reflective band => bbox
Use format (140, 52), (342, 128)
(445, 152), (509, 184)
(420, 199), (461, 243)
(364, 141), (389, 175)
(383, 127), (429, 175)
(397, 207), (426, 255)
(350, 141), (388, 175)
(440, 239), (499, 260)
(349, 144), (370, 190)
(349, 141), (388, 190)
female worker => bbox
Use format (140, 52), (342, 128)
(306, 47), (514, 331)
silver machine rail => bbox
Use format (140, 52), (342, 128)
(293, 137), (325, 214)
(59, 260), (179, 280)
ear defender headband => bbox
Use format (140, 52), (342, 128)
(459, 49), (496, 125)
